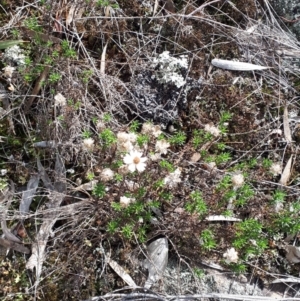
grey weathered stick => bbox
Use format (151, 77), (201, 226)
(211, 59), (270, 71)
(0, 237), (30, 254)
(283, 106), (292, 143)
(1, 184), (22, 243)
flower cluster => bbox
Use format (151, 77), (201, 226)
(84, 121), (185, 224)
(152, 51), (188, 88)
(204, 123), (220, 137)
(83, 138), (94, 151)
(164, 168), (182, 188)
(120, 196), (136, 208)
(2, 66), (15, 78)
(231, 173), (244, 188)
(117, 132), (137, 152)
(3, 45), (26, 65)
(54, 93), (67, 107)
(155, 140), (170, 155)
(100, 168), (115, 182)
(270, 162), (282, 176)
(223, 247), (239, 264)
(141, 123), (162, 137)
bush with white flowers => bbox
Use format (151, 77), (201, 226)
(152, 51), (188, 88)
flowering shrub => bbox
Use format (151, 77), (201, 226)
(152, 51), (188, 88)
(3, 45), (26, 65)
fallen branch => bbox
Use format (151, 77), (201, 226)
(0, 237), (30, 254)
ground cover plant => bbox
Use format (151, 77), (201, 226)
(1, 0), (300, 299)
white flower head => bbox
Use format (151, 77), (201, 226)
(141, 123), (153, 135)
(204, 123), (221, 137)
(2, 66), (15, 78)
(117, 132), (137, 152)
(118, 141), (134, 152)
(1, 169), (7, 176)
(152, 125), (162, 137)
(223, 247), (239, 264)
(164, 167), (182, 188)
(150, 152), (161, 161)
(118, 164), (129, 175)
(141, 123), (162, 137)
(155, 139), (170, 155)
(54, 93), (66, 107)
(270, 129), (282, 135)
(117, 132), (137, 143)
(123, 150), (147, 173)
(96, 120), (105, 131)
(125, 180), (140, 191)
(83, 138), (94, 151)
(274, 201), (284, 213)
(67, 168), (75, 174)
(207, 161), (216, 170)
(231, 173), (244, 188)
(100, 168), (114, 182)
(270, 163), (282, 176)
(120, 196), (135, 208)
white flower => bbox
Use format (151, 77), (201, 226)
(150, 153), (161, 161)
(117, 132), (137, 152)
(204, 123), (220, 137)
(96, 120), (105, 131)
(141, 122), (162, 137)
(155, 140), (170, 155)
(270, 129), (282, 135)
(125, 180), (139, 191)
(152, 125), (162, 137)
(118, 140), (134, 152)
(270, 163), (282, 176)
(2, 66), (15, 78)
(141, 123), (162, 137)
(118, 165), (129, 175)
(0, 169), (7, 176)
(223, 248), (239, 264)
(100, 168), (114, 182)
(274, 201), (283, 213)
(83, 138), (94, 150)
(123, 150), (147, 172)
(66, 168), (75, 174)
(54, 93), (66, 106)
(141, 123), (153, 135)
(117, 132), (137, 143)
(120, 196), (135, 208)
(231, 173), (244, 188)
(164, 168), (182, 188)
(207, 162), (216, 170)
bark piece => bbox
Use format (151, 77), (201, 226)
(144, 237), (168, 289)
(279, 155), (293, 186)
(107, 257), (137, 287)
